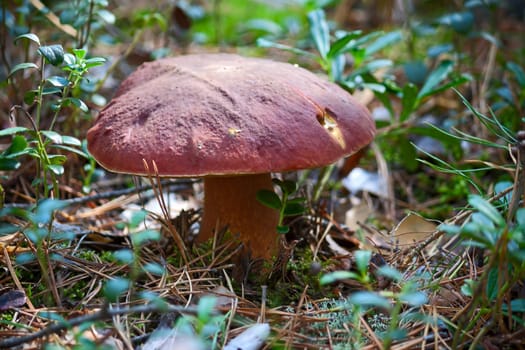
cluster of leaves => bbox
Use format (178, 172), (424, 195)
(107, 209), (165, 296)
(0, 199), (68, 306)
(320, 250), (427, 349)
(256, 178), (306, 234)
(2, 33), (105, 199)
(441, 194), (525, 348)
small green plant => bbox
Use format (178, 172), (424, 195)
(320, 250), (428, 349)
(256, 178), (306, 234)
(3, 33), (105, 198)
(0, 199), (69, 306)
(175, 296), (229, 348)
(258, 8), (397, 87)
(417, 91), (517, 196)
(441, 195), (525, 348)
(108, 209), (164, 296)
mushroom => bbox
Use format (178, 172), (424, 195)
(87, 53), (375, 263)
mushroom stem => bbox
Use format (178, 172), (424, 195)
(199, 173), (280, 260)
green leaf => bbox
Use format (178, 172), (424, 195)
(197, 296), (217, 322)
(307, 9), (330, 59)
(377, 265), (403, 282)
(320, 270), (359, 285)
(350, 59), (392, 77)
(428, 43), (453, 58)
(131, 229), (160, 247)
(0, 158), (20, 170)
(256, 38), (314, 57)
(113, 249), (135, 264)
(460, 279), (475, 297)
(14, 33), (40, 46)
(46, 76), (69, 87)
(0, 127), (29, 137)
(421, 74), (471, 100)
(502, 299), (525, 313)
(471, 212), (495, 231)
(327, 32), (360, 58)
(348, 291), (391, 309)
(486, 267), (499, 301)
(51, 144), (89, 159)
(50, 253), (66, 262)
(354, 250), (372, 275)
(8, 62), (39, 77)
(277, 225), (290, 234)
(128, 209), (148, 228)
(15, 252), (36, 264)
(468, 195), (505, 227)
(38, 45), (64, 66)
(516, 208), (525, 227)
(134, 10), (167, 31)
(4, 135), (28, 156)
(84, 57), (106, 69)
(41, 87), (62, 95)
(41, 130), (63, 144)
(143, 262), (165, 276)
(91, 94), (107, 106)
(63, 53), (76, 66)
(24, 90), (37, 104)
(507, 61), (525, 87)
(399, 291), (427, 306)
(38, 311), (68, 324)
(417, 60), (454, 100)
(438, 11), (474, 33)
(103, 277), (130, 302)
(404, 61), (427, 85)
(66, 97), (88, 112)
(0, 223), (20, 235)
(34, 199), (68, 224)
(330, 54), (345, 81)
(47, 164), (64, 175)
(98, 9), (116, 24)
(399, 83), (418, 121)
(279, 180), (298, 194)
(365, 30), (402, 55)
(0, 207), (29, 221)
(283, 202), (305, 216)
(25, 227), (48, 244)
(60, 135), (82, 147)
(458, 222), (493, 247)
(48, 154), (67, 165)
(256, 190), (281, 210)
(73, 48), (87, 60)
(141, 291), (169, 310)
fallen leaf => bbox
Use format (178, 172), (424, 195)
(392, 213), (437, 248)
(0, 290), (26, 311)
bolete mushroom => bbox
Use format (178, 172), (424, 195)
(87, 53), (374, 263)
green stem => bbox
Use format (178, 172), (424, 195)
(382, 298), (403, 350)
(35, 241), (54, 305)
(35, 56), (45, 128)
(278, 191), (288, 226)
(49, 70), (75, 131)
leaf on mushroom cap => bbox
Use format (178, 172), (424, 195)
(87, 53), (375, 177)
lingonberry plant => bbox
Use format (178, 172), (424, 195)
(3, 33), (105, 199)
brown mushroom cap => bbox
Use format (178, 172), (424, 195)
(87, 53), (375, 177)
